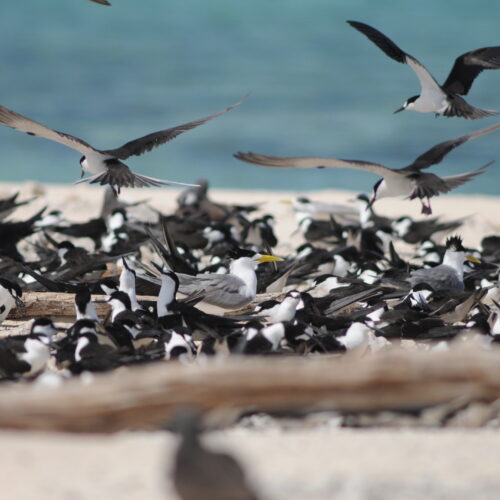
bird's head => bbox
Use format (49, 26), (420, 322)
(394, 95), (419, 113)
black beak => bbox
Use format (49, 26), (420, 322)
(15, 296), (25, 312)
(393, 106), (405, 114)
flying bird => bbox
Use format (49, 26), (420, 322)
(0, 97), (245, 194)
(234, 122), (500, 214)
(348, 20), (500, 119)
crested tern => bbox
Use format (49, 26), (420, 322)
(408, 236), (479, 291)
(0, 97), (245, 194)
(235, 122), (500, 214)
(177, 248), (283, 309)
(348, 20), (500, 119)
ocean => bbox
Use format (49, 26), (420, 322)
(0, 0), (499, 194)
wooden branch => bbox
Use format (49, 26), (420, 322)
(0, 347), (500, 433)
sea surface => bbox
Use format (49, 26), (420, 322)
(0, 0), (499, 194)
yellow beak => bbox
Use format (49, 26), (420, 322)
(279, 199), (293, 205)
(256, 254), (284, 263)
(466, 255), (481, 264)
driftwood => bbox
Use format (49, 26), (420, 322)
(7, 292), (157, 320)
(0, 347), (500, 433)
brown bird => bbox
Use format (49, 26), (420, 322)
(171, 409), (261, 500)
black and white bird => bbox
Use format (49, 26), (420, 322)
(0, 318), (57, 379)
(348, 20), (500, 119)
(0, 98), (244, 194)
(0, 278), (23, 323)
(234, 123), (500, 214)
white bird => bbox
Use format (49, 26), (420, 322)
(234, 123), (500, 214)
(177, 249), (283, 309)
(348, 20), (500, 119)
(0, 97), (245, 194)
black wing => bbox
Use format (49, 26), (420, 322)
(404, 123), (500, 171)
(104, 97), (246, 160)
(443, 46), (500, 95)
(347, 21), (407, 63)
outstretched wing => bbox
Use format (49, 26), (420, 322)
(104, 96), (247, 160)
(0, 105), (98, 156)
(347, 21), (442, 95)
(443, 46), (500, 95)
(234, 152), (394, 178)
(405, 123), (500, 171)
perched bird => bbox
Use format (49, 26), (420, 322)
(408, 236), (479, 291)
(171, 408), (261, 500)
(0, 318), (57, 379)
(0, 97), (245, 194)
(177, 248), (283, 309)
(0, 278), (23, 323)
(234, 123), (500, 214)
(348, 20), (500, 119)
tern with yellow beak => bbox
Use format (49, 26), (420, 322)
(177, 248), (283, 309)
(408, 236), (480, 292)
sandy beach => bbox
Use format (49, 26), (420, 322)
(2, 182), (500, 500)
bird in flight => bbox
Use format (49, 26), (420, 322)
(0, 97), (245, 195)
(234, 122), (500, 215)
(348, 20), (500, 119)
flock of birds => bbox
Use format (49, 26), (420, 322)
(2, 7), (500, 498)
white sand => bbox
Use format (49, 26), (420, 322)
(2, 182), (500, 500)
(3, 426), (500, 500)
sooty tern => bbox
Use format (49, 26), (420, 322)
(235, 122), (500, 214)
(348, 20), (500, 119)
(0, 97), (245, 194)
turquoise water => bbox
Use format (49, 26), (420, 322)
(0, 0), (499, 193)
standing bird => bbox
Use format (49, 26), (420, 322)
(171, 409), (261, 500)
(0, 97), (245, 194)
(348, 20), (500, 119)
(234, 122), (500, 214)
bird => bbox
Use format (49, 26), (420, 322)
(170, 408), (261, 500)
(0, 318), (57, 379)
(347, 20), (500, 119)
(408, 236), (479, 291)
(176, 248), (283, 309)
(0, 278), (23, 323)
(0, 97), (245, 194)
(234, 122), (500, 214)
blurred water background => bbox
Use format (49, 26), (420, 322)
(0, 0), (499, 193)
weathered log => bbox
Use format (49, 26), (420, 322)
(7, 292), (157, 320)
(0, 346), (499, 433)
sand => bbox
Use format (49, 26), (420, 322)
(2, 182), (500, 500)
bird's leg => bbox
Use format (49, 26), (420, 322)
(421, 198), (432, 215)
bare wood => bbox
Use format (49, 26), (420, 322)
(1, 347), (500, 433)
(7, 292), (157, 320)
